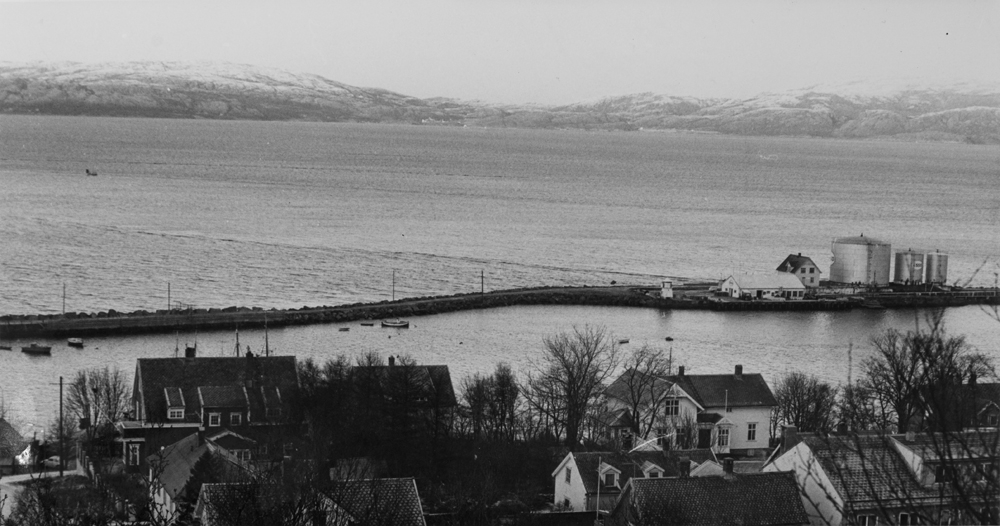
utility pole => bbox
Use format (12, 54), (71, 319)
(59, 376), (64, 477)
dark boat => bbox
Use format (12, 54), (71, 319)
(360, 322), (375, 327)
(618, 339), (630, 344)
(85, 169), (98, 176)
(21, 343), (52, 355)
(0, 345), (11, 351)
(339, 327), (350, 332)
(68, 338), (84, 348)
(381, 319), (410, 329)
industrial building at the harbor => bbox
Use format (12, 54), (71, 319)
(827, 234), (948, 287)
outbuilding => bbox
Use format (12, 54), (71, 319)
(719, 273), (806, 300)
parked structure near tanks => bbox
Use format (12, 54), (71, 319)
(829, 235), (891, 285)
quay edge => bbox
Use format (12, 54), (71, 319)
(1, 286), (997, 339)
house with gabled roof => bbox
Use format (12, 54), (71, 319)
(607, 462), (809, 526)
(552, 450), (693, 512)
(0, 418), (29, 475)
(720, 273), (807, 300)
(777, 253), (822, 288)
(764, 427), (1000, 526)
(117, 351), (299, 473)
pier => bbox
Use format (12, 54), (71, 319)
(1, 285), (997, 339)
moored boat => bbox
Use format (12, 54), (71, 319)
(381, 319), (410, 329)
(21, 343), (52, 355)
(68, 338), (84, 348)
(0, 345), (11, 351)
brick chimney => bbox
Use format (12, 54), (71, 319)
(388, 355), (395, 367)
(678, 365), (685, 376)
(678, 456), (691, 477)
(734, 365), (743, 380)
(722, 458), (736, 480)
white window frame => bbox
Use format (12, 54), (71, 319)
(209, 412), (221, 427)
(718, 427), (730, 447)
(898, 512), (911, 526)
(665, 399), (679, 417)
(235, 449), (251, 462)
(856, 514), (878, 526)
(230, 412), (242, 426)
(747, 422), (757, 442)
(168, 408), (184, 420)
(127, 443), (140, 466)
(603, 472), (617, 488)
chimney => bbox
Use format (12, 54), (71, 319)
(185, 344), (196, 358)
(678, 365), (685, 376)
(734, 365), (743, 380)
(782, 426), (799, 454)
(798, 252), (802, 257)
(970, 368), (978, 387)
(678, 456), (691, 478)
(722, 458), (735, 479)
(388, 355), (395, 367)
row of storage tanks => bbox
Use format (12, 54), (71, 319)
(829, 235), (948, 285)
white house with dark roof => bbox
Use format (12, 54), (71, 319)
(777, 253), (822, 288)
(552, 450), (702, 512)
(719, 273), (806, 300)
(118, 351), (299, 473)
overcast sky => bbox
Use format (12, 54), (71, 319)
(1, 0), (998, 104)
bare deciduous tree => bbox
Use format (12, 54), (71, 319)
(523, 325), (621, 448)
(608, 344), (672, 438)
(771, 372), (839, 435)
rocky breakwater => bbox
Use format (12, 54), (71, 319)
(0, 286), (695, 338)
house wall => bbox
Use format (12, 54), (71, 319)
(764, 442), (844, 526)
(704, 406), (772, 454)
(553, 456), (589, 511)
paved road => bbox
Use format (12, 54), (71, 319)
(0, 471), (63, 520)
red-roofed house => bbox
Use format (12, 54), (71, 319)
(118, 351), (299, 473)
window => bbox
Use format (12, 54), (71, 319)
(234, 450), (251, 462)
(988, 413), (999, 426)
(809, 268), (815, 273)
(747, 423), (757, 442)
(604, 473), (616, 487)
(209, 413), (221, 427)
(266, 407), (282, 419)
(718, 428), (730, 447)
(656, 428), (670, 446)
(665, 399), (679, 416)
(230, 413), (242, 426)
(168, 408), (183, 420)
(726, 406), (733, 413)
(800, 268), (806, 274)
(935, 465), (955, 484)
(898, 512), (911, 526)
(810, 278), (815, 284)
(856, 514), (878, 526)
(565, 467), (572, 484)
(647, 470), (660, 478)
(127, 443), (140, 466)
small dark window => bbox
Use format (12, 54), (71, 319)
(565, 467), (571, 484)
(898, 513), (910, 526)
(604, 473), (616, 487)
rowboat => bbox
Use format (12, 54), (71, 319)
(21, 343), (52, 355)
(68, 338), (84, 348)
(381, 319), (410, 329)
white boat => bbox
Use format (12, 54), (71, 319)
(68, 338), (84, 348)
(381, 319), (410, 329)
(21, 343), (52, 355)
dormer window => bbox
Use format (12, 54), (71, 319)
(648, 470), (661, 478)
(168, 408), (184, 420)
(164, 387), (185, 421)
(935, 465), (955, 484)
(266, 407), (282, 419)
(604, 473), (617, 487)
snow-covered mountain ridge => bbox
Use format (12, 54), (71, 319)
(2, 62), (998, 143)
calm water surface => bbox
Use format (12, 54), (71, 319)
(1, 116), (999, 431)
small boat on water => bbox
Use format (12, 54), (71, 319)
(381, 319), (410, 329)
(67, 338), (84, 348)
(0, 345), (12, 351)
(618, 339), (630, 345)
(360, 322), (375, 327)
(21, 343), (52, 355)
(85, 169), (98, 176)
(338, 327), (350, 332)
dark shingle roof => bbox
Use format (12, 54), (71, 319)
(611, 472), (809, 526)
(149, 432), (208, 500)
(352, 365), (457, 408)
(0, 418), (27, 459)
(776, 254), (819, 274)
(800, 434), (932, 505)
(136, 356), (297, 423)
(165, 387), (184, 407)
(325, 478), (426, 526)
(571, 451), (681, 495)
(667, 373), (777, 408)
(198, 386), (247, 408)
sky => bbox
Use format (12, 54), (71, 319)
(1, 0), (998, 105)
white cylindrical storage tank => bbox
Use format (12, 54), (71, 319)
(925, 251), (949, 284)
(830, 235), (892, 285)
(894, 250), (925, 283)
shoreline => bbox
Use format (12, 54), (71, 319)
(2, 284), (997, 339)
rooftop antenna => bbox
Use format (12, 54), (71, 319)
(392, 269), (396, 302)
(174, 331), (179, 358)
(235, 325), (241, 357)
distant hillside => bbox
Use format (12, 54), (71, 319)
(2, 62), (998, 143)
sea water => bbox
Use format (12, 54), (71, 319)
(1, 115), (998, 429)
